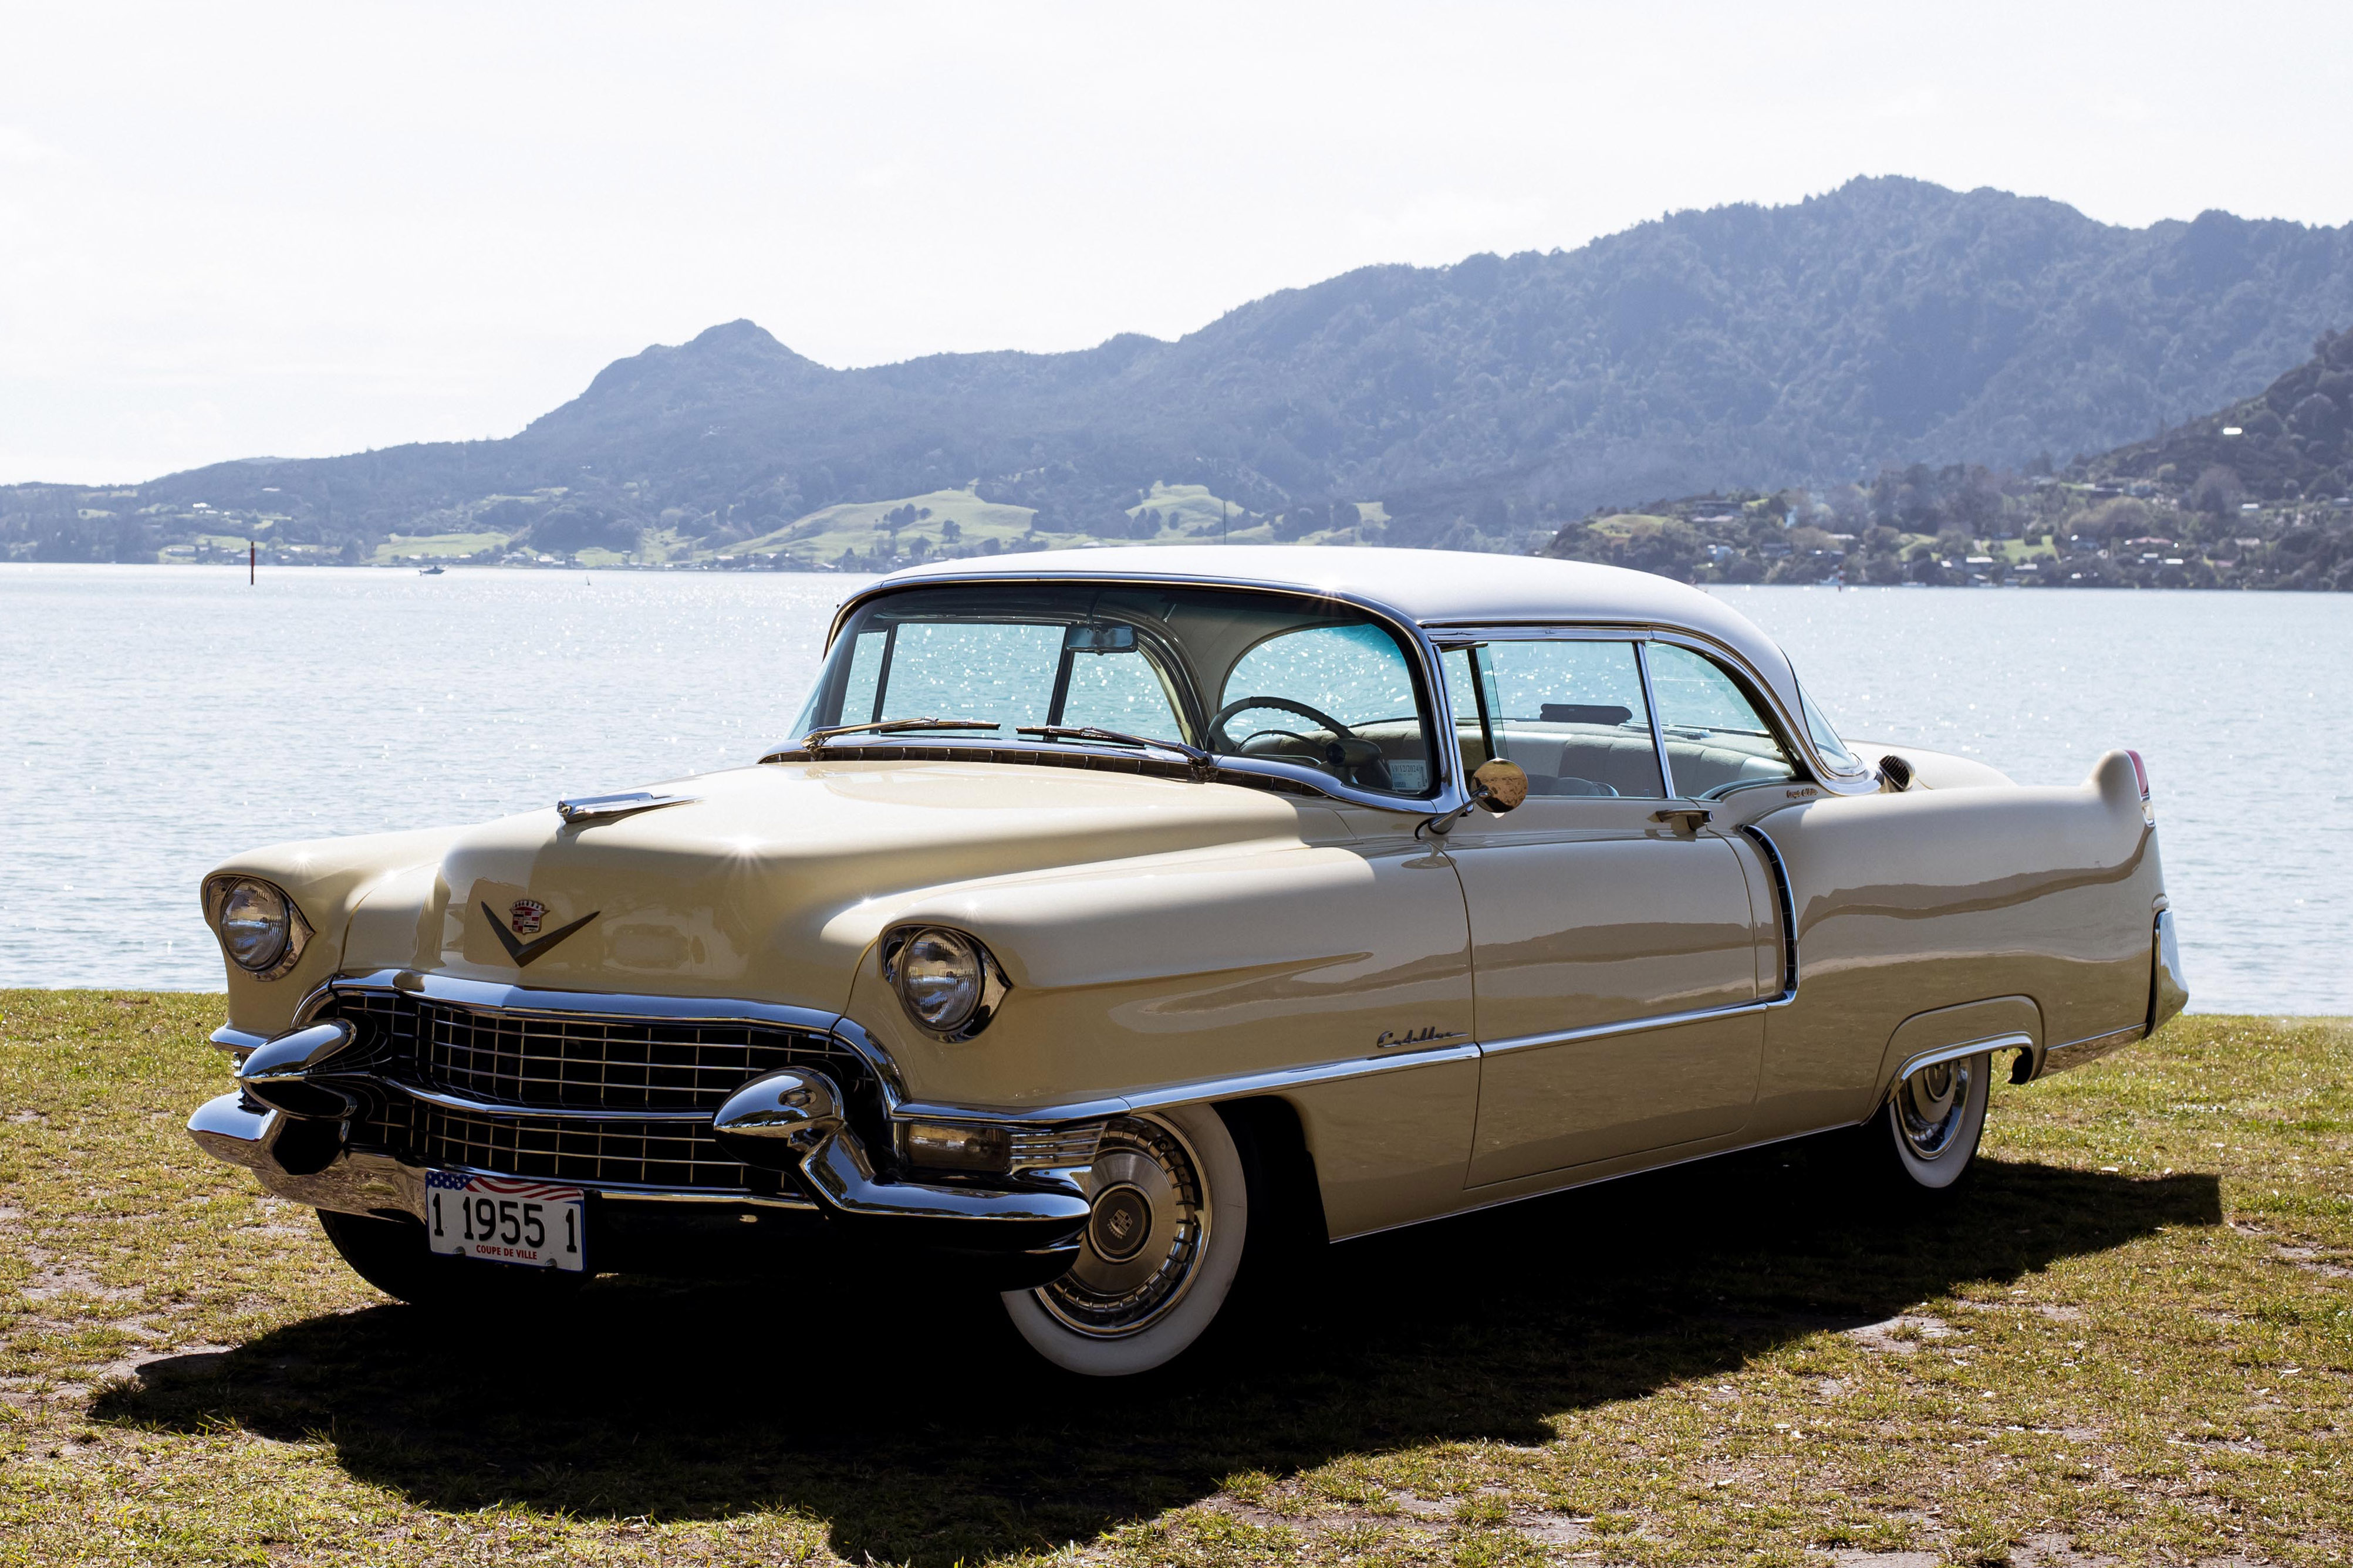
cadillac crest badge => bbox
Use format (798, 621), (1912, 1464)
(509, 898), (547, 935)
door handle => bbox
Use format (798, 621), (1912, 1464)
(1650, 807), (1712, 834)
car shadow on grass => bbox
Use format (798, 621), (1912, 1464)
(97, 1142), (2219, 1566)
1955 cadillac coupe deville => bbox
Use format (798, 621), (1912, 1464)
(188, 548), (2187, 1374)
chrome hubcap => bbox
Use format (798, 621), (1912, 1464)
(1896, 1056), (1975, 1158)
(1037, 1116), (1208, 1338)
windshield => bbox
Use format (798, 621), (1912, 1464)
(791, 583), (1441, 797)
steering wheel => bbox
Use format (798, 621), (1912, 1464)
(1207, 695), (1392, 789)
(1207, 694), (1360, 752)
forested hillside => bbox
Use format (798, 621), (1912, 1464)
(9, 176), (2353, 566)
(1542, 328), (2353, 590)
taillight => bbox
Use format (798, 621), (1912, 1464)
(2125, 749), (2153, 823)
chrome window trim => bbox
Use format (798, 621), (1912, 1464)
(1633, 638), (1678, 799)
(805, 570), (1474, 816)
(766, 734), (1414, 813)
(1420, 619), (1873, 796)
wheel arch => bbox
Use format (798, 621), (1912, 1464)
(1214, 1094), (1331, 1249)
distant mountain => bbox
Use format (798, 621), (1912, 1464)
(10, 175), (2353, 563)
(1540, 327), (2353, 591)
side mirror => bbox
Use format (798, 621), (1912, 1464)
(1470, 758), (1528, 815)
(1419, 757), (1529, 838)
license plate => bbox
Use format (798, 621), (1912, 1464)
(425, 1171), (585, 1271)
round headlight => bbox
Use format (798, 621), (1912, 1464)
(894, 927), (985, 1033)
(218, 879), (291, 973)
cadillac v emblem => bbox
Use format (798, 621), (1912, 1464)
(481, 899), (599, 968)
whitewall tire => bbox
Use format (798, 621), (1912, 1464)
(1001, 1103), (1248, 1377)
(1878, 1050), (1991, 1190)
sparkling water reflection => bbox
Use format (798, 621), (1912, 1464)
(1, 565), (2342, 1012)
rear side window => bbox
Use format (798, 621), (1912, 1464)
(1644, 643), (1799, 797)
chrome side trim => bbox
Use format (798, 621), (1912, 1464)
(390, 1080), (716, 1123)
(1888, 1032), (2035, 1100)
(2037, 1024), (2142, 1079)
(1740, 822), (1801, 1003)
(892, 1040), (1481, 1127)
(1477, 1001), (1770, 1059)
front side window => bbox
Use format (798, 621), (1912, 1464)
(1644, 642), (1800, 797)
(1216, 623), (1430, 794)
(793, 583), (1440, 797)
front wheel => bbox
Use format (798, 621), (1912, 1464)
(1872, 1050), (1991, 1191)
(1001, 1103), (1248, 1376)
(316, 1209), (584, 1312)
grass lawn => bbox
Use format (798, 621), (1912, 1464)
(2, 995), (2347, 1566)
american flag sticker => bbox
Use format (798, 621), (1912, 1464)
(424, 1170), (587, 1272)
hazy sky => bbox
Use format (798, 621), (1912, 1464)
(4, 1), (2349, 485)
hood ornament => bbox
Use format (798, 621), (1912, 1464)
(555, 791), (698, 826)
(481, 901), (600, 968)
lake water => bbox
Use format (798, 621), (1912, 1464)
(2, 564), (2345, 1013)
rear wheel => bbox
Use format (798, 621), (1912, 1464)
(1000, 1103), (1248, 1376)
(1871, 1050), (1991, 1191)
(316, 1209), (584, 1311)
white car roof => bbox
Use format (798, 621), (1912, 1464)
(865, 545), (1805, 712)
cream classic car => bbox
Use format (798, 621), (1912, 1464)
(188, 548), (2186, 1374)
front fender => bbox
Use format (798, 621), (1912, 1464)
(207, 827), (465, 1036)
(838, 833), (1474, 1111)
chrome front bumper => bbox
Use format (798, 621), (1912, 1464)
(189, 979), (1097, 1282)
(189, 1087), (1091, 1283)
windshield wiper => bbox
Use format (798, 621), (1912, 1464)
(1015, 725), (1216, 771)
(801, 718), (1001, 751)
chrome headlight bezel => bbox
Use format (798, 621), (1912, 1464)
(201, 874), (315, 981)
(880, 924), (1010, 1041)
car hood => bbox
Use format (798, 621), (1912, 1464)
(344, 758), (1333, 1010)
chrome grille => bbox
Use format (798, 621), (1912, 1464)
(329, 988), (881, 1192)
(418, 1005), (841, 1113)
(1010, 1123), (1108, 1171)
(404, 1102), (744, 1190)
(331, 989), (858, 1112)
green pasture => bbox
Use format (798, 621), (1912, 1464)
(4, 998), (2346, 1565)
